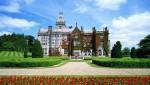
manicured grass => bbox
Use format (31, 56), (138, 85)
(92, 57), (150, 68)
(0, 51), (67, 67)
(0, 51), (23, 58)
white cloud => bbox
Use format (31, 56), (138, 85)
(0, 31), (12, 36)
(73, 0), (127, 13)
(73, 4), (89, 14)
(0, 15), (39, 30)
(0, 0), (34, 13)
(0, 2), (20, 13)
(95, 0), (127, 10)
(110, 11), (150, 48)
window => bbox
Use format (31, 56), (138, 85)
(74, 40), (80, 46)
(64, 49), (68, 54)
(101, 42), (103, 46)
(52, 41), (55, 44)
(100, 36), (104, 39)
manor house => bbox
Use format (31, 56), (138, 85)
(38, 12), (110, 56)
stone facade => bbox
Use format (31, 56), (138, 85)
(38, 12), (110, 56)
(61, 24), (110, 56)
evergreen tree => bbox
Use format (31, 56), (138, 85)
(130, 47), (136, 58)
(32, 39), (43, 58)
(111, 45), (117, 58)
(122, 47), (130, 57)
(70, 39), (74, 56)
(25, 35), (35, 52)
(116, 41), (122, 57)
(137, 34), (150, 58)
(24, 50), (27, 58)
(91, 27), (97, 56)
(111, 41), (122, 58)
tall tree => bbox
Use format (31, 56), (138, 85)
(32, 39), (43, 58)
(25, 35), (35, 52)
(130, 47), (136, 58)
(91, 27), (97, 56)
(70, 39), (74, 56)
(111, 45), (117, 58)
(137, 34), (150, 58)
(111, 41), (122, 58)
(139, 34), (150, 49)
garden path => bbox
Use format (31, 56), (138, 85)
(0, 62), (150, 75)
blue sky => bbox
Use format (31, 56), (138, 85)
(0, 0), (150, 48)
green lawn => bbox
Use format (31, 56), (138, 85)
(0, 51), (67, 67)
(92, 57), (150, 68)
(0, 51), (23, 58)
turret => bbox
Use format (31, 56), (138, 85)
(56, 12), (66, 29)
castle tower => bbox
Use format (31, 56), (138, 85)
(56, 12), (66, 29)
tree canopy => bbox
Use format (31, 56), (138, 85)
(122, 47), (130, 57)
(136, 34), (150, 58)
(0, 33), (35, 52)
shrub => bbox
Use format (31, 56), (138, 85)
(0, 58), (61, 67)
(83, 57), (92, 60)
(92, 58), (150, 68)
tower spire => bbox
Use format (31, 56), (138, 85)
(75, 22), (78, 27)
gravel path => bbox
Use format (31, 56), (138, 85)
(0, 62), (150, 75)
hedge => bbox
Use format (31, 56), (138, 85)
(0, 58), (62, 67)
(84, 57), (92, 60)
(92, 58), (150, 68)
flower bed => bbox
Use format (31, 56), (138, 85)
(0, 76), (149, 85)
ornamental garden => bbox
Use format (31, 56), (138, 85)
(0, 33), (150, 67)
(0, 12), (150, 84)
